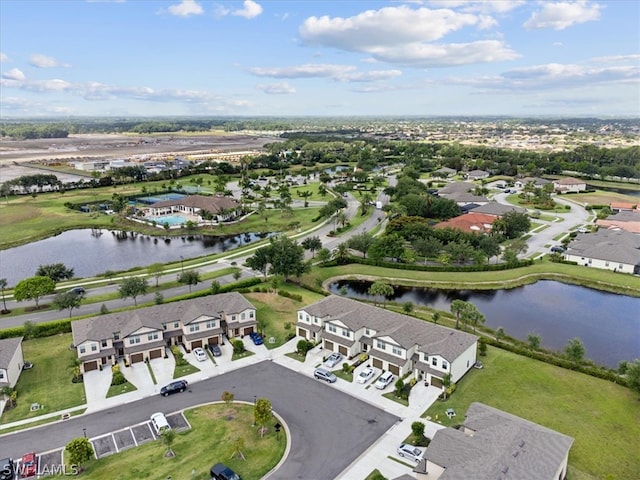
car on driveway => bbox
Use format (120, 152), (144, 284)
(324, 352), (343, 368)
(19, 452), (36, 478)
(193, 347), (207, 362)
(374, 371), (394, 390)
(160, 379), (188, 396)
(249, 332), (263, 345)
(397, 443), (423, 462)
(210, 462), (242, 480)
(314, 368), (337, 383)
(356, 367), (375, 384)
(207, 343), (222, 357)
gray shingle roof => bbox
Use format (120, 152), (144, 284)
(72, 292), (254, 345)
(425, 402), (574, 480)
(565, 229), (640, 265)
(0, 337), (23, 369)
(302, 296), (477, 361)
(150, 194), (238, 213)
(470, 202), (527, 216)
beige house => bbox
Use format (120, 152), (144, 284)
(563, 229), (640, 274)
(72, 293), (256, 373)
(0, 337), (25, 388)
(147, 194), (240, 222)
(416, 402), (573, 480)
(553, 177), (587, 194)
(297, 296), (477, 387)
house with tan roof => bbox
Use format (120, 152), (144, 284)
(552, 177), (587, 194)
(434, 212), (497, 234)
(596, 210), (640, 234)
(146, 194), (240, 222)
(297, 296), (477, 388)
(0, 337), (25, 388)
(415, 402), (573, 480)
(72, 293), (256, 373)
(610, 202), (636, 213)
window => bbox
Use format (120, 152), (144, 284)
(392, 346), (402, 356)
(79, 346), (86, 354)
(424, 353), (429, 361)
(365, 328), (371, 336)
(342, 329), (349, 338)
(148, 332), (158, 341)
(101, 340), (108, 348)
(91, 344), (97, 352)
(306, 314), (310, 322)
(231, 315), (237, 321)
(432, 357), (437, 366)
(241, 312), (246, 320)
(442, 361), (448, 370)
(0, 371), (4, 379)
(328, 324), (337, 333)
(189, 325), (200, 332)
(298, 312), (303, 320)
(206, 320), (216, 329)
(376, 340), (386, 350)
(163, 324), (167, 330)
(174, 322), (179, 329)
(113, 332), (120, 340)
(129, 336), (140, 345)
(249, 311), (254, 319)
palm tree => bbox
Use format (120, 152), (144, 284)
(0, 278), (8, 313)
(450, 299), (466, 330)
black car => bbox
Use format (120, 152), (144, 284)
(210, 462), (241, 480)
(207, 343), (222, 357)
(0, 458), (15, 480)
(160, 379), (188, 396)
(67, 287), (86, 297)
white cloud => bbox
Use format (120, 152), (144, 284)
(29, 54), (71, 68)
(427, 1), (526, 14)
(256, 82), (296, 94)
(249, 63), (402, 82)
(524, 1), (602, 30)
(2, 68), (25, 81)
(168, 0), (203, 17)
(0, 53), (9, 62)
(232, 0), (263, 19)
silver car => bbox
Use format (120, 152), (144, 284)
(397, 443), (423, 462)
(325, 352), (343, 368)
(314, 368), (337, 383)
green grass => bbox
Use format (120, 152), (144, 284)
(173, 363), (200, 379)
(333, 369), (353, 382)
(0, 334), (86, 424)
(382, 391), (409, 406)
(146, 361), (157, 384)
(231, 350), (255, 361)
(79, 403), (286, 480)
(284, 352), (306, 362)
(365, 469), (388, 480)
(106, 381), (138, 398)
(423, 346), (640, 480)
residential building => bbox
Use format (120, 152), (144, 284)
(469, 202), (527, 217)
(563, 229), (640, 274)
(72, 293), (256, 373)
(0, 337), (25, 388)
(434, 212), (497, 234)
(464, 169), (490, 180)
(609, 202), (637, 213)
(146, 194), (240, 222)
(296, 296), (477, 386)
(514, 177), (551, 189)
(596, 210), (640, 234)
(552, 177), (587, 194)
(416, 402), (573, 480)
(437, 182), (489, 206)
(431, 167), (457, 179)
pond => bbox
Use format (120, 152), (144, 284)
(0, 229), (274, 285)
(328, 279), (640, 368)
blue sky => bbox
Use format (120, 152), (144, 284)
(1, 0), (638, 118)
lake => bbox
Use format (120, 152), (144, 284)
(328, 279), (640, 368)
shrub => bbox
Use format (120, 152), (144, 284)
(232, 339), (245, 354)
(278, 290), (303, 302)
(111, 364), (126, 386)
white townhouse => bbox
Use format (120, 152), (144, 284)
(297, 296), (478, 387)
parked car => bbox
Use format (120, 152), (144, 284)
(207, 343), (222, 357)
(578, 227), (588, 233)
(210, 462), (242, 480)
(249, 332), (263, 345)
(67, 286), (85, 297)
(20, 452), (37, 478)
(150, 412), (171, 435)
(356, 367), (375, 384)
(314, 368), (337, 383)
(375, 371), (394, 390)
(160, 379), (188, 397)
(0, 458), (15, 480)
(324, 352), (343, 368)
(550, 245), (565, 253)
(193, 347), (208, 362)
(397, 443), (423, 462)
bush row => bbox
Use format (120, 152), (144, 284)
(0, 318), (72, 340)
(322, 256), (534, 272)
(277, 290), (303, 302)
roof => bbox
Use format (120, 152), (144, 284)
(434, 212), (497, 233)
(554, 177), (585, 185)
(610, 202), (637, 210)
(72, 292), (254, 345)
(564, 229), (640, 265)
(466, 169), (489, 177)
(0, 337), (23, 369)
(300, 296), (477, 361)
(424, 402), (574, 480)
(438, 182), (476, 195)
(150, 194), (238, 213)
(470, 202), (527, 216)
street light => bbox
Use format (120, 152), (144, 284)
(83, 428), (87, 438)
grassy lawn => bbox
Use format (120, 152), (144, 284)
(333, 369), (353, 383)
(106, 381), (137, 398)
(423, 346), (640, 480)
(284, 352), (306, 362)
(382, 391), (409, 407)
(173, 363), (200, 379)
(232, 350), (255, 361)
(79, 403), (286, 480)
(0, 334), (86, 424)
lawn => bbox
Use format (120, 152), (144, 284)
(423, 346), (640, 480)
(106, 381), (137, 398)
(173, 363), (200, 379)
(79, 403), (286, 480)
(0, 333), (86, 424)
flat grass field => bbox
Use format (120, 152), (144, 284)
(79, 403), (285, 480)
(424, 346), (640, 480)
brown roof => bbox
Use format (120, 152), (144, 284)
(555, 177), (585, 185)
(151, 194), (238, 213)
(434, 212), (497, 233)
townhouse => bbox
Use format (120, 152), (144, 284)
(297, 296), (478, 387)
(72, 293), (256, 373)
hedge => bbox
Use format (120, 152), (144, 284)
(321, 256), (534, 272)
(0, 318), (72, 340)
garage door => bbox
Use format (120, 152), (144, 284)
(130, 353), (144, 364)
(191, 340), (202, 349)
(372, 358), (383, 369)
(149, 349), (162, 360)
(324, 340), (334, 351)
(208, 337), (219, 345)
(389, 364), (400, 376)
(430, 376), (443, 388)
(243, 326), (254, 335)
(84, 360), (98, 372)
(298, 328), (307, 339)
(338, 345), (348, 356)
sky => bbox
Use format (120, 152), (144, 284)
(1, 0), (639, 118)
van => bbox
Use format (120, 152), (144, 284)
(375, 371), (394, 390)
(150, 412), (171, 435)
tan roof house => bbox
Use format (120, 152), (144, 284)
(552, 177), (586, 194)
(0, 337), (25, 388)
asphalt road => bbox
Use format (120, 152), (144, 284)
(2, 361), (399, 480)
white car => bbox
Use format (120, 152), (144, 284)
(193, 347), (207, 362)
(356, 367), (375, 384)
(397, 443), (423, 462)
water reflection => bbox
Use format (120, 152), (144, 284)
(329, 279), (640, 368)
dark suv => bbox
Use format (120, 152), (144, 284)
(160, 379), (188, 396)
(210, 462), (241, 480)
(0, 458), (15, 480)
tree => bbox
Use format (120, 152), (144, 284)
(178, 270), (200, 292)
(368, 281), (394, 308)
(299, 189), (312, 207)
(221, 391), (235, 406)
(442, 373), (452, 400)
(14, 276), (56, 309)
(450, 299), (466, 330)
(301, 236), (323, 258)
(65, 437), (94, 471)
(53, 291), (82, 318)
(36, 263), (75, 282)
(403, 301), (414, 314)
(147, 263), (165, 287)
(118, 277), (148, 306)
(495, 327), (505, 343)
(411, 421), (425, 443)
(564, 338), (585, 365)
(432, 311), (440, 324)
(254, 397), (273, 437)
(0, 278), (9, 313)
(493, 211), (531, 239)
(478, 235), (501, 263)
(316, 248), (331, 263)
(527, 332), (541, 350)
(626, 359), (640, 395)
(245, 246), (271, 280)
(267, 236), (309, 280)
(347, 232), (375, 258)
(394, 377), (405, 397)
(161, 429), (176, 457)
(368, 234), (405, 262)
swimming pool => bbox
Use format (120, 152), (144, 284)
(149, 215), (191, 226)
